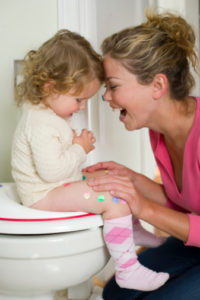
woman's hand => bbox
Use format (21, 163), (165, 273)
(82, 170), (110, 180)
(87, 174), (147, 218)
(83, 161), (137, 182)
(84, 161), (168, 206)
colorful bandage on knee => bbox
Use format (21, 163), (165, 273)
(64, 183), (71, 187)
(98, 195), (105, 202)
(112, 196), (119, 203)
(84, 192), (91, 199)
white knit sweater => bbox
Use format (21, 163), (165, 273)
(11, 103), (86, 206)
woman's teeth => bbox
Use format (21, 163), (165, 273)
(110, 106), (127, 118)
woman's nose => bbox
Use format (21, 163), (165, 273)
(103, 90), (111, 102)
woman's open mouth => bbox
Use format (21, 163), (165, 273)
(120, 108), (127, 121)
(109, 104), (127, 122)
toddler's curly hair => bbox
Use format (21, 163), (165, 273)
(15, 29), (104, 105)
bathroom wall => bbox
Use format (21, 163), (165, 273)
(94, 0), (156, 178)
(0, 0), (58, 182)
(156, 0), (200, 95)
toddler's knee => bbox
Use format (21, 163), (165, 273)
(103, 193), (130, 216)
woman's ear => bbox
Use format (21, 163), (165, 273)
(152, 73), (168, 100)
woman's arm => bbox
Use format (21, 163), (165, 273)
(132, 173), (167, 206)
(88, 174), (190, 243)
(140, 197), (189, 242)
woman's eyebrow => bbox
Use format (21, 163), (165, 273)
(106, 76), (121, 81)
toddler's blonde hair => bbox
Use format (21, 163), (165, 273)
(16, 29), (104, 105)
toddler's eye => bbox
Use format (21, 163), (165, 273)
(76, 98), (82, 103)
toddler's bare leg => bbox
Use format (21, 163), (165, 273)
(31, 180), (129, 219)
(31, 180), (169, 291)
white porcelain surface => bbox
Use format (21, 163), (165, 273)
(0, 227), (109, 299)
(0, 183), (103, 234)
(0, 183), (109, 300)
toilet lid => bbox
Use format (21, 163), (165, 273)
(0, 183), (103, 235)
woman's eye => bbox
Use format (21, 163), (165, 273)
(110, 85), (117, 89)
(104, 84), (117, 90)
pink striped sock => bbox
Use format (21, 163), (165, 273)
(104, 215), (169, 291)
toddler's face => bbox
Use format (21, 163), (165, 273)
(45, 79), (101, 118)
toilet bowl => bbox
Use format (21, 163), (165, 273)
(0, 183), (109, 300)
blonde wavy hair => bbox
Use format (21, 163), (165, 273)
(101, 11), (199, 100)
(15, 29), (104, 105)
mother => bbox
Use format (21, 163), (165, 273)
(84, 10), (200, 299)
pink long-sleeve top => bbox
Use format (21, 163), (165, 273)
(149, 97), (200, 247)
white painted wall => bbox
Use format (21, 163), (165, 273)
(0, 0), (58, 182)
(156, 0), (200, 96)
(94, 0), (157, 178)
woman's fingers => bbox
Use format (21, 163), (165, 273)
(110, 185), (145, 218)
(88, 174), (131, 185)
(82, 161), (122, 173)
(87, 175), (133, 194)
(110, 189), (134, 204)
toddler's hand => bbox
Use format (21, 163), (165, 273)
(72, 129), (96, 153)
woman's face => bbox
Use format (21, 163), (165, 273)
(103, 55), (154, 131)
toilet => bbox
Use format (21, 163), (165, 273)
(0, 183), (109, 300)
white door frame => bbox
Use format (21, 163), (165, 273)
(57, 0), (100, 166)
(58, 0), (97, 46)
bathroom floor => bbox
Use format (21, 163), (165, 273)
(55, 289), (68, 300)
(55, 286), (103, 300)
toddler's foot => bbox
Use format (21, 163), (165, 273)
(116, 262), (169, 291)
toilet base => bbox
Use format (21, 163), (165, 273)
(0, 228), (109, 300)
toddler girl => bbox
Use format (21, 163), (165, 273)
(11, 29), (168, 291)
